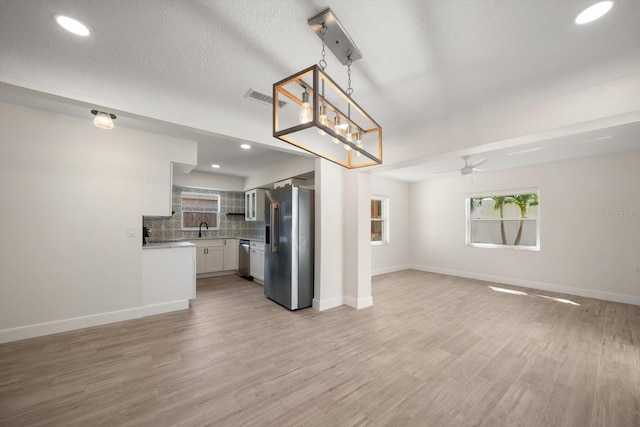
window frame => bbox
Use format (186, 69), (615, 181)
(466, 188), (540, 251)
(371, 196), (389, 246)
(180, 192), (221, 231)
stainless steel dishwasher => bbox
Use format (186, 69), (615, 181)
(238, 239), (250, 278)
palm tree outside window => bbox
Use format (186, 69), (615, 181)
(467, 189), (539, 250)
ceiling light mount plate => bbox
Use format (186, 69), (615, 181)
(308, 8), (362, 65)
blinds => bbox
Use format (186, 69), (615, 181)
(371, 199), (382, 219)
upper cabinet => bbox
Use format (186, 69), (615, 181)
(142, 162), (173, 217)
(142, 157), (195, 217)
(245, 189), (265, 222)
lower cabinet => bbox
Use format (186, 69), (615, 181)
(250, 241), (265, 282)
(196, 246), (223, 274)
(223, 239), (238, 271)
(193, 239), (238, 274)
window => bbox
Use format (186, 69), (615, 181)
(181, 192), (220, 230)
(467, 188), (539, 250)
(371, 197), (389, 245)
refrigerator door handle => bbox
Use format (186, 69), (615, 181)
(270, 202), (279, 253)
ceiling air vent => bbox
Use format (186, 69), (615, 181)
(245, 88), (287, 108)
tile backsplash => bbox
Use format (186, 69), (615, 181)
(143, 186), (264, 241)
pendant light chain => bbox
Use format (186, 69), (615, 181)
(316, 27), (328, 138)
(346, 57), (353, 97)
(320, 42), (327, 70)
(319, 26), (328, 71)
(346, 56), (353, 125)
(320, 40), (327, 97)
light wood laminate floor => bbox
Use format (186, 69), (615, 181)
(1, 270), (639, 426)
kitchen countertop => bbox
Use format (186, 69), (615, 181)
(227, 236), (264, 242)
(186, 236), (265, 242)
(144, 237), (264, 248)
(143, 241), (196, 250)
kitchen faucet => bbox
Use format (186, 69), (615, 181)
(198, 222), (209, 238)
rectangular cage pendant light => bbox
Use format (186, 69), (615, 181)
(272, 9), (382, 169)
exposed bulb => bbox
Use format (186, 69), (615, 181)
(317, 104), (328, 136)
(343, 125), (352, 151)
(332, 116), (341, 144)
(356, 133), (362, 157)
(298, 92), (312, 124)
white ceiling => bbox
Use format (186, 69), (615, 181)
(374, 121), (640, 181)
(1, 0), (639, 180)
(0, 80), (303, 178)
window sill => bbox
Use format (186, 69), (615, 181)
(468, 243), (540, 251)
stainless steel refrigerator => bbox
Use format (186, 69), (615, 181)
(264, 185), (314, 310)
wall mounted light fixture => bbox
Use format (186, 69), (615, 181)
(90, 110), (116, 130)
(273, 8), (382, 169)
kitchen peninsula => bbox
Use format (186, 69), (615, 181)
(142, 241), (196, 306)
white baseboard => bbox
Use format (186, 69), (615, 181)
(371, 265), (413, 276)
(196, 270), (237, 279)
(408, 264), (640, 307)
(314, 294), (373, 311)
(313, 296), (344, 311)
(344, 295), (373, 309)
(0, 300), (189, 344)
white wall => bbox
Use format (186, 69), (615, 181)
(243, 156), (315, 190)
(313, 158), (345, 310)
(370, 176), (411, 276)
(174, 170), (244, 191)
(313, 159), (374, 310)
(343, 171), (372, 309)
(0, 103), (197, 342)
(409, 150), (640, 305)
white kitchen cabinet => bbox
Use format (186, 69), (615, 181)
(245, 189), (265, 222)
(193, 239), (239, 274)
(194, 240), (225, 274)
(142, 162), (173, 217)
(250, 241), (265, 283)
(223, 239), (238, 270)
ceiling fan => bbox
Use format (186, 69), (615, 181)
(435, 155), (489, 175)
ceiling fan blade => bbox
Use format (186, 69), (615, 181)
(470, 158), (489, 168)
(434, 168), (460, 174)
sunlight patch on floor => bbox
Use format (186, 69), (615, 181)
(537, 295), (581, 306)
(487, 286), (581, 306)
(488, 286), (528, 296)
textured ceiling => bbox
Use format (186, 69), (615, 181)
(1, 0), (639, 178)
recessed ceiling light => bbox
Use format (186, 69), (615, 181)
(54, 15), (90, 36)
(575, 1), (613, 25)
(211, 164), (221, 168)
(240, 144), (251, 150)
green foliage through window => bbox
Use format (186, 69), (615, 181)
(467, 189), (539, 249)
